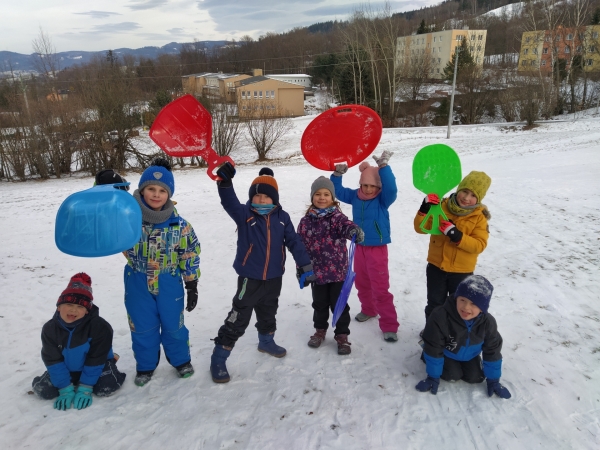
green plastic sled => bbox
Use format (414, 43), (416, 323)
(412, 144), (462, 235)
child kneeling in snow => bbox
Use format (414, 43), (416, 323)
(32, 273), (126, 410)
(415, 275), (511, 399)
(210, 164), (314, 383)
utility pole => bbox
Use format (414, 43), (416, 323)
(19, 75), (31, 120)
(447, 47), (459, 139)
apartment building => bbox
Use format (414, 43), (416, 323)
(518, 25), (600, 73)
(396, 29), (487, 79)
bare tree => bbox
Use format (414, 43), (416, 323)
(32, 27), (60, 82)
(243, 102), (293, 161)
(211, 103), (242, 157)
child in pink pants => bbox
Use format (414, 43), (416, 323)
(330, 151), (399, 342)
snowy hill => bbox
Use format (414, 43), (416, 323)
(0, 116), (599, 449)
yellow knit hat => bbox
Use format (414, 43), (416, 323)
(457, 171), (491, 202)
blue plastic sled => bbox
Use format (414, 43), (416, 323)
(332, 235), (357, 327)
(55, 183), (142, 257)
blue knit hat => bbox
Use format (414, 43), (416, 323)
(454, 275), (493, 314)
(139, 158), (174, 198)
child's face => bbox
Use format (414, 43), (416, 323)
(57, 303), (89, 323)
(456, 189), (478, 207)
(252, 193), (273, 204)
(141, 184), (169, 211)
(456, 296), (482, 320)
(360, 184), (379, 196)
(312, 188), (334, 209)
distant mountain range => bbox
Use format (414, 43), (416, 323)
(0, 41), (229, 74)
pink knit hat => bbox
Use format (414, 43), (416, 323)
(359, 162), (381, 187)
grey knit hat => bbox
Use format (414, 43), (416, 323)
(310, 176), (335, 201)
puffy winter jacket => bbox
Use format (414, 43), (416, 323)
(41, 306), (114, 389)
(414, 198), (489, 273)
(218, 184), (311, 280)
(422, 296), (503, 380)
(297, 208), (358, 284)
(330, 165), (397, 246)
(124, 208), (200, 294)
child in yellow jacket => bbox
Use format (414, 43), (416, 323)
(414, 171), (491, 334)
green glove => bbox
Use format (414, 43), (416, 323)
(73, 384), (94, 410)
(53, 384), (75, 411)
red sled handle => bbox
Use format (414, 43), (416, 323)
(202, 153), (235, 181)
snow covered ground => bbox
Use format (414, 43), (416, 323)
(1, 114), (599, 449)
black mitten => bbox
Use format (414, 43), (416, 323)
(184, 280), (198, 312)
(216, 162), (236, 188)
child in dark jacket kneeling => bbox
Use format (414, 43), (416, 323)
(32, 273), (126, 410)
(416, 275), (511, 399)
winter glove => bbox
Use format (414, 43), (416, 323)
(73, 384), (93, 410)
(216, 162), (236, 188)
(415, 376), (440, 395)
(419, 194), (440, 214)
(185, 280), (198, 312)
(333, 164), (348, 177)
(53, 384), (76, 411)
(439, 219), (463, 243)
(486, 379), (512, 399)
(296, 264), (316, 289)
(348, 227), (365, 243)
(373, 150), (392, 167)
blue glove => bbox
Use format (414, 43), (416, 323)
(73, 384), (94, 410)
(53, 384), (76, 411)
(296, 264), (316, 289)
(415, 376), (440, 395)
(486, 379), (511, 399)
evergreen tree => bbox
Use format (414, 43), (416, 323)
(417, 20), (427, 35)
(442, 38), (475, 82)
(592, 7), (600, 25)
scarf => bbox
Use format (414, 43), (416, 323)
(133, 189), (174, 224)
(357, 187), (381, 201)
(308, 206), (337, 218)
(446, 193), (480, 217)
(252, 203), (276, 215)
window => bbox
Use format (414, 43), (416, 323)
(541, 60), (547, 66)
(433, 47), (436, 53)
(567, 34), (573, 40)
(436, 68), (440, 73)
(456, 35), (463, 41)
(253, 91), (257, 99)
(577, 45), (582, 52)
(594, 32), (599, 39)
(545, 36), (551, 42)
(470, 46), (474, 52)
(554, 47), (559, 53)
(531, 60), (537, 66)
(265, 91), (270, 99)
(526, 37), (531, 43)
(476, 57), (480, 63)
(533, 48), (538, 54)
(586, 59), (593, 66)
(439, 36), (442, 41)
(590, 46), (597, 52)
(271, 90), (275, 98)
(242, 105), (247, 110)
(521, 60), (527, 66)
(579, 33), (585, 40)
(555, 35), (560, 41)
(478, 34), (483, 41)
(543, 47), (548, 54)
(524, 49), (529, 55)
(259, 91), (263, 99)
(564, 46), (570, 54)
(471, 34), (476, 40)
(242, 91), (246, 99)
(434, 37), (437, 42)
(438, 58), (441, 63)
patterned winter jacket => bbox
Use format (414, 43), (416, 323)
(422, 296), (503, 380)
(124, 208), (200, 294)
(297, 208), (359, 284)
(41, 306), (115, 389)
(414, 198), (489, 273)
(218, 184), (311, 280)
(330, 165), (397, 246)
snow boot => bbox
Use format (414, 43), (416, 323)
(175, 361), (194, 378)
(383, 332), (398, 342)
(134, 370), (154, 387)
(308, 329), (327, 348)
(210, 345), (232, 383)
(257, 332), (287, 358)
(334, 334), (352, 355)
(355, 312), (376, 322)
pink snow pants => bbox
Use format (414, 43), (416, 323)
(354, 244), (399, 333)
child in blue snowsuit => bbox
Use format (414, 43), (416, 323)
(32, 273), (126, 410)
(124, 158), (200, 387)
(415, 275), (512, 399)
(210, 164), (315, 383)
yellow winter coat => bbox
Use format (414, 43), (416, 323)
(414, 198), (489, 273)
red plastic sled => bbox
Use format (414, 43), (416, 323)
(150, 94), (234, 180)
(301, 105), (382, 171)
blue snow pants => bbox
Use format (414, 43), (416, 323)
(124, 266), (191, 372)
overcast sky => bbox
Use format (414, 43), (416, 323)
(1, 0), (437, 54)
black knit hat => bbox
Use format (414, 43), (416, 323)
(248, 167), (279, 205)
(454, 275), (493, 314)
(95, 169), (129, 191)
